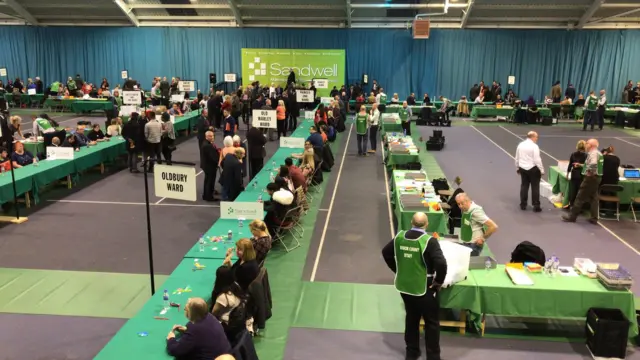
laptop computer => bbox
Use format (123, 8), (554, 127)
(623, 169), (640, 179)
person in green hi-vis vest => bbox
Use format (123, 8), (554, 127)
(382, 212), (447, 360)
(455, 193), (498, 256)
(399, 101), (413, 136)
(583, 91), (598, 131)
(355, 105), (369, 156)
(563, 138), (603, 224)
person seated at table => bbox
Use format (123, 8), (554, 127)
(0, 147), (10, 168)
(406, 93), (416, 106)
(106, 118), (121, 137)
(263, 182), (294, 237)
(543, 95), (553, 107)
(284, 157), (307, 192)
(169, 103), (183, 116)
(527, 105), (540, 124)
(474, 92), (484, 104)
(82, 82), (92, 95)
(525, 95), (536, 107)
(560, 95), (572, 105)
(278, 165), (295, 192)
(494, 95), (504, 105)
(62, 134), (80, 151)
(314, 104), (327, 124)
(51, 137), (61, 147)
(73, 126), (95, 147)
(10, 142), (36, 168)
(574, 94), (585, 107)
(249, 219), (272, 265)
(390, 93), (400, 104)
(26, 78), (36, 91)
(505, 89), (517, 104)
(306, 126), (323, 152)
(166, 297), (231, 360)
(223, 238), (260, 291)
(299, 148), (315, 178)
(211, 266), (252, 341)
(87, 124), (106, 142)
(457, 96), (469, 116)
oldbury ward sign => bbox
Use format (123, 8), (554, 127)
(154, 164), (197, 201)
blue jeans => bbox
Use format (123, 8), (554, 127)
(357, 133), (367, 155)
(221, 184), (230, 201)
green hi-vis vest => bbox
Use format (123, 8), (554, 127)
(36, 118), (53, 132)
(379, 94), (387, 103)
(459, 205), (481, 242)
(155, 88), (161, 96)
(394, 231), (430, 296)
(355, 113), (368, 135)
(51, 82), (60, 92)
(67, 80), (77, 91)
(586, 96), (598, 111)
(399, 108), (409, 122)
(581, 152), (603, 176)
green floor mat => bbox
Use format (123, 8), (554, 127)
(0, 268), (167, 318)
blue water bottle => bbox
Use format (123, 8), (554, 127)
(163, 290), (170, 310)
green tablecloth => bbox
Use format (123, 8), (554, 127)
(391, 170), (447, 234)
(44, 98), (112, 113)
(95, 258), (223, 360)
(384, 135), (420, 167)
(605, 108), (639, 118)
(472, 265), (638, 338)
(471, 106), (552, 120)
(4, 93), (45, 105)
(548, 166), (640, 206)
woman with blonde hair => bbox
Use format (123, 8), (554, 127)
(249, 219), (272, 264)
(564, 139), (587, 209)
(223, 238), (259, 290)
(276, 99), (287, 139)
(9, 116), (24, 140)
(300, 148), (315, 177)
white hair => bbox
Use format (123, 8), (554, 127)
(223, 136), (234, 147)
(232, 135), (241, 144)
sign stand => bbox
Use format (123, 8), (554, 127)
(142, 159), (196, 295)
(0, 163), (28, 224)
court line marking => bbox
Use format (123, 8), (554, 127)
(615, 137), (640, 148)
(318, 209), (329, 211)
(46, 199), (220, 208)
(310, 123), (353, 282)
(511, 134), (636, 139)
(498, 125), (560, 162)
(482, 126), (640, 257)
(156, 170), (203, 205)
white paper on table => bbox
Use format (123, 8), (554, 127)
(557, 160), (569, 170)
(505, 267), (534, 285)
(249, 63), (255, 69)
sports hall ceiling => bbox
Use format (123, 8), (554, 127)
(0, 0), (638, 29)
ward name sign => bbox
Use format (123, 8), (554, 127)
(122, 91), (142, 105)
(252, 109), (277, 129)
(296, 90), (314, 103)
(154, 164), (196, 202)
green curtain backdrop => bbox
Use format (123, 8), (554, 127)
(0, 27), (638, 102)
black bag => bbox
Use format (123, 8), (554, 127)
(223, 296), (249, 341)
(431, 178), (449, 194)
(510, 241), (546, 266)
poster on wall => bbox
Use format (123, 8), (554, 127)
(241, 48), (345, 97)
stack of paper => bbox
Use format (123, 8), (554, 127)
(505, 267), (534, 285)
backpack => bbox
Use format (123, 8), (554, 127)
(223, 295), (248, 341)
(327, 126), (336, 142)
(510, 241), (546, 266)
(431, 178), (449, 194)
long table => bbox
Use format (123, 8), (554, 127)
(471, 106), (552, 120)
(0, 138), (126, 205)
(391, 170), (447, 235)
(44, 98), (113, 113)
(548, 166), (640, 206)
(384, 134), (420, 168)
(4, 93), (45, 105)
(96, 118), (314, 359)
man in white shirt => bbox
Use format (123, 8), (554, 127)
(596, 89), (607, 131)
(515, 131), (544, 212)
(375, 88), (387, 105)
(367, 103), (380, 154)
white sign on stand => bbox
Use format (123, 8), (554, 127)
(171, 94), (185, 103)
(46, 146), (74, 160)
(178, 81), (195, 92)
(508, 76), (515, 85)
(314, 79), (328, 89)
(321, 97), (333, 104)
(153, 164), (197, 202)
(220, 201), (264, 220)
(122, 91), (142, 105)
(252, 109), (277, 129)
(296, 90), (314, 103)
(121, 70), (128, 79)
(27, 88), (36, 95)
(224, 73), (236, 82)
(280, 137), (305, 148)
(119, 105), (137, 116)
(0, 68), (6, 77)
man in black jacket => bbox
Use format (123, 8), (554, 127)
(221, 147), (245, 201)
(201, 131), (220, 202)
(382, 212), (447, 360)
(196, 110), (212, 154)
(160, 77), (170, 107)
(212, 91), (223, 129)
(246, 125), (266, 181)
(287, 70), (296, 87)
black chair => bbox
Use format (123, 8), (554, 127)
(231, 330), (259, 360)
(598, 184), (624, 221)
(417, 107), (431, 126)
(513, 108), (527, 124)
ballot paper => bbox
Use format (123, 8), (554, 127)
(505, 267), (534, 285)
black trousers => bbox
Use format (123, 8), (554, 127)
(568, 172), (583, 207)
(277, 119), (287, 138)
(401, 121), (411, 136)
(519, 166), (541, 208)
(583, 111), (595, 130)
(161, 137), (174, 165)
(202, 168), (217, 200)
(597, 107), (605, 129)
(127, 150), (138, 171)
(249, 158), (264, 181)
(401, 290), (441, 360)
(214, 110), (222, 129)
(145, 142), (162, 171)
(369, 125), (379, 150)
(289, 115), (298, 132)
(356, 133), (367, 155)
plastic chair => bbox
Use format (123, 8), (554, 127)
(273, 206), (302, 252)
(630, 197), (640, 223)
(598, 184), (624, 221)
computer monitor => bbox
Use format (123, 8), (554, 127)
(623, 169), (640, 179)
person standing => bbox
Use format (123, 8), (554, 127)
(222, 109), (237, 138)
(144, 113), (163, 172)
(355, 105), (369, 156)
(159, 77), (170, 108)
(564, 140), (587, 210)
(287, 85), (299, 132)
(246, 125), (266, 181)
(161, 112), (176, 165)
(368, 103), (380, 154)
(562, 139), (602, 224)
(399, 101), (412, 136)
(551, 81), (562, 103)
(276, 100), (287, 139)
(381, 212), (447, 360)
(515, 131), (544, 212)
(122, 112), (141, 173)
(455, 193), (498, 256)
(221, 148), (245, 201)
(583, 91), (598, 131)
(596, 89), (607, 131)
(201, 131), (220, 202)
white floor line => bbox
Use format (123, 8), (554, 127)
(615, 137), (640, 148)
(310, 124), (353, 282)
(498, 125), (560, 162)
(472, 126), (640, 257)
(382, 139), (395, 239)
(46, 199), (220, 208)
(510, 134), (631, 139)
(156, 170), (203, 205)
(318, 209), (329, 211)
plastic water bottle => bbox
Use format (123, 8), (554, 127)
(257, 194), (263, 203)
(403, 129), (407, 137)
(270, 173), (275, 182)
(552, 256), (560, 276)
(198, 236), (205, 252)
(543, 258), (551, 276)
(34, 157), (39, 167)
(227, 230), (233, 241)
(253, 182), (257, 190)
(0, 166), (5, 176)
(238, 218), (244, 229)
(162, 290), (170, 310)
(485, 257), (492, 271)
(272, 160), (276, 169)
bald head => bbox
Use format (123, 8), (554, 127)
(527, 131), (538, 142)
(411, 212), (428, 229)
(586, 138), (599, 151)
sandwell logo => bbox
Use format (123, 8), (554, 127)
(248, 57), (267, 82)
(227, 208), (234, 215)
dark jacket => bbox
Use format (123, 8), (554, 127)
(196, 115), (211, 145)
(246, 127), (266, 160)
(601, 154), (621, 185)
(122, 117), (141, 151)
(381, 229), (447, 287)
(160, 80), (170, 98)
(565, 86), (576, 100)
(247, 267), (272, 330)
(470, 86), (479, 101)
(166, 313), (231, 360)
(200, 141), (220, 172)
(87, 129), (105, 141)
(287, 71), (296, 86)
(221, 153), (243, 200)
(232, 259), (259, 291)
(62, 137), (79, 150)
(567, 150), (587, 178)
